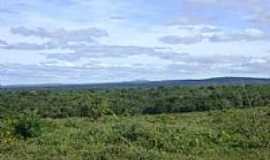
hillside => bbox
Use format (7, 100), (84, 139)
(1, 107), (269, 160)
(1, 84), (270, 160)
(2, 77), (270, 91)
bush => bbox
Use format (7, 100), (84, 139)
(0, 117), (16, 144)
(111, 122), (150, 143)
(13, 112), (42, 139)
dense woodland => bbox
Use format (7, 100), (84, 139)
(1, 85), (270, 119)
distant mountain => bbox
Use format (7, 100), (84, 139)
(1, 77), (270, 91)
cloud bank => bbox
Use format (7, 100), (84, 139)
(0, 0), (270, 84)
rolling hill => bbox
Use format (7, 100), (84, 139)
(1, 77), (270, 90)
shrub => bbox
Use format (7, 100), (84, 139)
(111, 122), (150, 143)
(13, 112), (42, 139)
(0, 117), (16, 144)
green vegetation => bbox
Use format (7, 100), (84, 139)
(1, 85), (270, 159)
(1, 85), (270, 118)
(0, 107), (269, 160)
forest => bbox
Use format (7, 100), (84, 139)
(1, 85), (270, 118)
(0, 85), (270, 159)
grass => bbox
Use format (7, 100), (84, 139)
(1, 106), (270, 160)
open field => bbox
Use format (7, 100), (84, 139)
(1, 106), (270, 160)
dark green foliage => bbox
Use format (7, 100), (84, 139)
(0, 111), (42, 143)
(1, 85), (270, 118)
(1, 84), (270, 159)
(13, 112), (42, 139)
(2, 111), (42, 139)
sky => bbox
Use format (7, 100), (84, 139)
(0, 0), (270, 85)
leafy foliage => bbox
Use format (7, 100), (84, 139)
(0, 84), (270, 159)
(13, 112), (42, 139)
(0, 107), (269, 160)
(0, 112), (42, 140)
(1, 85), (270, 118)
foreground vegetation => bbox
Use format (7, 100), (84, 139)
(1, 107), (270, 160)
(1, 85), (270, 159)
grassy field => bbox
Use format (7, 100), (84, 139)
(1, 106), (270, 160)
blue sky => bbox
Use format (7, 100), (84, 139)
(1, 0), (270, 85)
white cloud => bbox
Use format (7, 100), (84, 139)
(1, 0), (270, 84)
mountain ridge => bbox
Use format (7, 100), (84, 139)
(1, 77), (270, 90)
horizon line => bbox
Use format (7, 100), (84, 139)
(1, 76), (270, 87)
